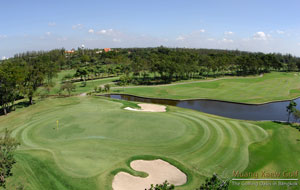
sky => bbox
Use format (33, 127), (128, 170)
(1, 0), (300, 59)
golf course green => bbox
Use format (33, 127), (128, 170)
(1, 95), (299, 190)
(112, 72), (300, 104)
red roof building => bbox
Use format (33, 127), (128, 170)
(104, 48), (111, 52)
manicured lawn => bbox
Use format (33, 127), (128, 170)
(112, 72), (300, 104)
(231, 121), (300, 190)
(2, 96), (297, 189)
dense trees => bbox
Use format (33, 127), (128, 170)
(65, 47), (300, 85)
(0, 50), (62, 114)
(1, 47), (300, 115)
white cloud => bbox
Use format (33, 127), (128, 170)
(45, 32), (51, 36)
(207, 38), (215, 41)
(298, 43), (300, 46)
(97, 29), (114, 35)
(176, 35), (185, 41)
(253, 31), (270, 40)
(1, 56), (7, 60)
(224, 31), (234, 35)
(88, 29), (94, 34)
(276, 30), (285, 34)
(199, 29), (205, 33)
(48, 22), (56, 26)
(0, 35), (7, 39)
(72, 24), (84, 30)
(222, 38), (234, 43)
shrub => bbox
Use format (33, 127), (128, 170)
(104, 84), (110, 92)
(196, 173), (229, 190)
(147, 180), (175, 190)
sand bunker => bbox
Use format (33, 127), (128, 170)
(124, 103), (166, 112)
(112, 159), (187, 190)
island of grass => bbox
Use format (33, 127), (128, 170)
(0, 96), (299, 190)
(112, 72), (300, 104)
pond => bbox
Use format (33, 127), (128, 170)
(104, 94), (300, 122)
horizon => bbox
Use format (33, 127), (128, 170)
(1, 0), (300, 59)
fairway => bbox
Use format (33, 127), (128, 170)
(112, 72), (300, 104)
(0, 96), (275, 189)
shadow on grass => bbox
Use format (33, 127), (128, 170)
(273, 121), (300, 133)
(0, 101), (31, 116)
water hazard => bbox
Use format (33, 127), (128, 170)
(105, 94), (300, 122)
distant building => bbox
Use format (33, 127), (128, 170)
(65, 49), (75, 54)
(104, 48), (111, 52)
(96, 50), (103, 54)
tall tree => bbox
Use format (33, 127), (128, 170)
(286, 100), (297, 123)
(23, 58), (47, 104)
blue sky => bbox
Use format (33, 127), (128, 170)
(1, 0), (300, 59)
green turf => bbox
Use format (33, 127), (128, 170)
(3, 96), (296, 189)
(72, 77), (118, 94)
(231, 122), (300, 190)
(112, 72), (300, 104)
(38, 70), (117, 96)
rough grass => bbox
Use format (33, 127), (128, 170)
(112, 72), (300, 104)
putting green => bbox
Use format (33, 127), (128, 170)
(112, 72), (300, 104)
(0, 96), (272, 189)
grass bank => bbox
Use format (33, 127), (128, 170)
(112, 72), (300, 104)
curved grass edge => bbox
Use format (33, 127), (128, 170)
(102, 93), (300, 106)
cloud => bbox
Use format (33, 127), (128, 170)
(199, 29), (205, 33)
(222, 38), (234, 43)
(298, 43), (300, 46)
(207, 38), (215, 41)
(97, 29), (114, 35)
(88, 29), (94, 34)
(176, 36), (185, 41)
(48, 22), (56, 27)
(0, 35), (7, 39)
(72, 24), (84, 30)
(1, 56), (7, 60)
(45, 32), (51, 36)
(224, 31), (234, 35)
(253, 31), (270, 40)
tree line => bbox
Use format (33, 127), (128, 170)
(69, 47), (300, 85)
(0, 49), (64, 115)
(1, 47), (300, 115)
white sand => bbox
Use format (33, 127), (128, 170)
(112, 159), (187, 190)
(124, 103), (166, 112)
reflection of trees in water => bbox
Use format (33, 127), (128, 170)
(105, 94), (300, 122)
